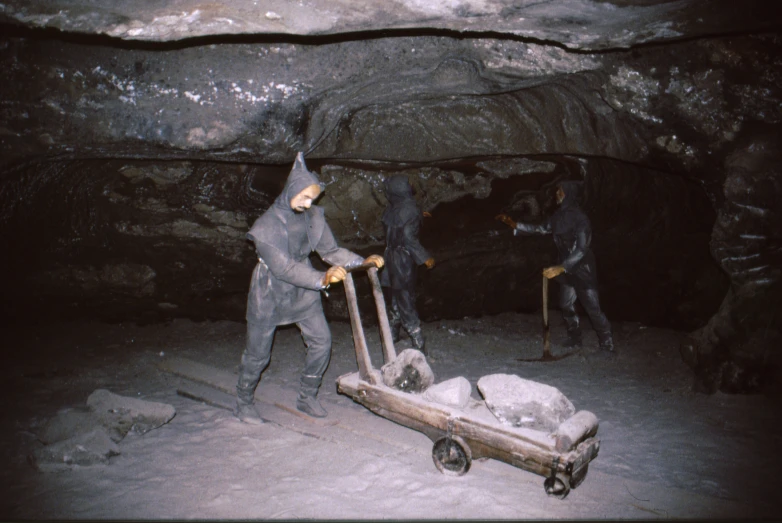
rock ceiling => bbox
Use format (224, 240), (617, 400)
(3, 0), (777, 48)
(1, 0), (780, 168)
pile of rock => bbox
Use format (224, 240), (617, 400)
(30, 389), (176, 469)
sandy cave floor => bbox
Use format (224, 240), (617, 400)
(0, 311), (780, 520)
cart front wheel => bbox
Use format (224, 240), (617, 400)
(432, 436), (471, 476)
(544, 474), (571, 499)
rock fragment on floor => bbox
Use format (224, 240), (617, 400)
(30, 389), (176, 469)
(31, 429), (120, 469)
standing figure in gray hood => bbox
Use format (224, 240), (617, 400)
(380, 175), (435, 355)
(236, 152), (384, 423)
(496, 181), (615, 355)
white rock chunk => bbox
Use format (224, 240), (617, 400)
(477, 374), (575, 432)
(422, 376), (472, 408)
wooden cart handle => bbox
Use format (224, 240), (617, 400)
(342, 263), (398, 384)
(345, 260), (397, 363)
(346, 261), (382, 273)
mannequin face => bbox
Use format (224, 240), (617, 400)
(290, 184), (322, 212)
(555, 186), (566, 205)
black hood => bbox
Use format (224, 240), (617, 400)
(382, 175), (418, 226)
(550, 180), (585, 237)
(558, 181), (583, 209)
(383, 175), (414, 206)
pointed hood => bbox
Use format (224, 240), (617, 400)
(382, 175), (419, 226)
(273, 152), (325, 212)
(557, 181), (583, 210)
(550, 180), (585, 235)
(384, 175), (414, 205)
(248, 151), (328, 260)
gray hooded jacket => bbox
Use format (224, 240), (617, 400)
(245, 153), (363, 325)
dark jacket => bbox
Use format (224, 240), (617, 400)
(514, 181), (598, 288)
(379, 175), (431, 292)
(245, 153), (363, 325)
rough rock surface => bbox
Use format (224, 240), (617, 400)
(422, 376), (472, 409)
(38, 407), (99, 445)
(477, 373), (576, 432)
(86, 388), (178, 438)
(381, 349), (435, 393)
(2, 0), (777, 49)
(31, 389), (176, 468)
(31, 429), (120, 469)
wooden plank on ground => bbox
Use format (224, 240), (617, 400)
(159, 356), (338, 427)
(159, 356), (237, 395)
(175, 381), (286, 425)
(176, 381), (235, 411)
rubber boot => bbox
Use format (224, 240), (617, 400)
(597, 330), (616, 356)
(562, 328), (582, 348)
(296, 375), (327, 418)
(235, 379), (264, 425)
(388, 306), (403, 343)
(408, 327), (427, 356)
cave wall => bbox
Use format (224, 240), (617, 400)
(0, 154), (727, 332)
(0, 7), (781, 393)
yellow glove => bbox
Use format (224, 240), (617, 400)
(322, 266), (347, 287)
(364, 254), (384, 269)
(542, 266), (565, 279)
(494, 214), (517, 229)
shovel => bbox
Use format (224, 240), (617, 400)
(517, 274), (579, 362)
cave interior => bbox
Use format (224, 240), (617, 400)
(1, 0), (781, 395)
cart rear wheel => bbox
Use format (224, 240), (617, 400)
(544, 474), (571, 499)
(432, 436), (471, 476)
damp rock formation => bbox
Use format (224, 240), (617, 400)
(1, 0), (780, 395)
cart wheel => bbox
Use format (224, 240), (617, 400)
(432, 436), (471, 476)
(544, 474), (571, 499)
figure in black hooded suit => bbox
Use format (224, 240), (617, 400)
(236, 152), (384, 423)
(380, 175), (435, 355)
(496, 181), (615, 355)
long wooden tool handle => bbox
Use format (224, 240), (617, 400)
(542, 275), (551, 357)
(542, 275), (549, 328)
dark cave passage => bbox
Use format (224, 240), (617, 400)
(0, 155), (727, 333)
(415, 156), (728, 329)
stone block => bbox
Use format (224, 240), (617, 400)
(422, 376), (472, 408)
(381, 349), (435, 393)
(477, 374), (575, 432)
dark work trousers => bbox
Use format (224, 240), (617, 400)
(390, 287), (420, 333)
(559, 281), (612, 342)
(237, 313), (332, 402)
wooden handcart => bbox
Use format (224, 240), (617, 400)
(336, 263), (600, 498)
